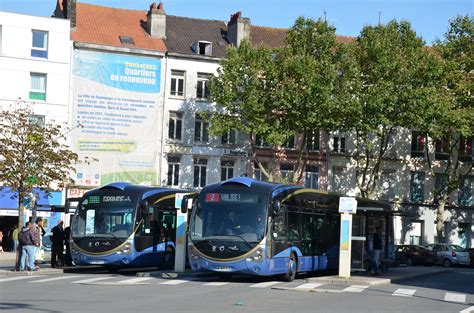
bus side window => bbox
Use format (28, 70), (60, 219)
(272, 213), (287, 241)
(287, 212), (300, 241)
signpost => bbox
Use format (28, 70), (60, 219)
(338, 197), (357, 278)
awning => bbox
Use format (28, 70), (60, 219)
(0, 187), (63, 210)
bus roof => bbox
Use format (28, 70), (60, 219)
(82, 182), (190, 201)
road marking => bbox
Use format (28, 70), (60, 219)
(159, 279), (188, 285)
(30, 276), (79, 283)
(444, 292), (466, 303)
(249, 281), (282, 288)
(344, 285), (369, 293)
(116, 277), (155, 284)
(71, 277), (114, 284)
(0, 276), (43, 283)
(203, 282), (229, 287)
(295, 283), (324, 290)
(460, 306), (474, 313)
(392, 288), (416, 297)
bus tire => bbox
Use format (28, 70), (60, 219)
(282, 253), (297, 282)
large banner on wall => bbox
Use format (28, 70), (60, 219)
(72, 50), (162, 186)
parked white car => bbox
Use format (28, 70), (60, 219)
(425, 243), (470, 267)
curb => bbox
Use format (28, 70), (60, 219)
(136, 270), (217, 279)
(0, 268), (64, 277)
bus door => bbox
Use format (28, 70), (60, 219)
(351, 215), (366, 270)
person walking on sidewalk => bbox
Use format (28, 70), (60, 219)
(33, 217), (45, 269)
(51, 221), (64, 268)
(20, 222), (37, 271)
(11, 225), (19, 252)
(372, 226), (383, 272)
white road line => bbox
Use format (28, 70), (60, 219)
(29, 276), (80, 283)
(295, 283), (324, 290)
(203, 282), (229, 287)
(115, 277), (154, 284)
(71, 277), (114, 284)
(444, 292), (466, 303)
(460, 306), (474, 313)
(249, 281), (282, 288)
(392, 288), (416, 297)
(159, 279), (188, 285)
(344, 285), (369, 293)
(0, 276), (42, 283)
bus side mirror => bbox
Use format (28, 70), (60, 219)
(180, 195), (195, 214)
(272, 200), (281, 216)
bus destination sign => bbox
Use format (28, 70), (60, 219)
(204, 193), (258, 203)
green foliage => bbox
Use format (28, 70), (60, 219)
(0, 104), (78, 214)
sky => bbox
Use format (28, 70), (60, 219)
(0, 0), (471, 44)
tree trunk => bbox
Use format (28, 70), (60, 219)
(436, 199), (446, 243)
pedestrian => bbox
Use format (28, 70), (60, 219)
(11, 225), (19, 252)
(20, 222), (37, 271)
(63, 226), (73, 266)
(372, 226), (383, 272)
(51, 220), (64, 268)
(33, 217), (45, 269)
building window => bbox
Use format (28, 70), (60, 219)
(381, 170), (395, 199)
(193, 41), (212, 56)
(304, 166), (319, 189)
(29, 115), (45, 127)
(305, 129), (320, 151)
(410, 171), (425, 203)
(30, 73), (46, 101)
(409, 221), (423, 245)
(280, 164), (294, 182)
(458, 176), (473, 206)
(332, 167), (344, 193)
(168, 111), (182, 140)
(255, 134), (270, 148)
(196, 73), (211, 99)
(31, 30), (48, 58)
(411, 131), (426, 158)
(333, 136), (346, 153)
(166, 156), (180, 186)
(434, 173), (448, 198)
(282, 135), (295, 150)
(435, 138), (450, 160)
(170, 70), (185, 97)
(253, 162), (268, 181)
(193, 158), (207, 187)
(119, 36), (134, 45)
(459, 136), (473, 161)
(221, 160), (234, 181)
(221, 130), (236, 145)
(194, 113), (209, 143)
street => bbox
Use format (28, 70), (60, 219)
(1, 268), (473, 313)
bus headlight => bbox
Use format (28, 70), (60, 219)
(117, 243), (132, 255)
(246, 248), (264, 262)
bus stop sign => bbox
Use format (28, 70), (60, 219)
(339, 197), (357, 214)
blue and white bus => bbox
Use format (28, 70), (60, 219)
(186, 177), (393, 281)
(71, 182), (191, 270)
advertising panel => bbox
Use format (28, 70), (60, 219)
(72, 50), (162, 186)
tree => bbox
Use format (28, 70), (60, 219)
(208, 17), (352, 183)
(0, 104), (78, 232)
(422, 15), (474, 242)
(349, 20), (439, 199)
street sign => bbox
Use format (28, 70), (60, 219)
(339, 197), (357, 214)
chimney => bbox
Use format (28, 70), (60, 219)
(146, 2), (166, 38)
(67, 0), (77, 30)
(227, 11), (251, 47)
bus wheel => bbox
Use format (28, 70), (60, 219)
(282, 253), (297, 282)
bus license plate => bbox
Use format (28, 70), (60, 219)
(89, 260), (106, 265)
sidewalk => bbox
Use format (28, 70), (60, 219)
(306, 266), (450, 286)
(0, 251), (63, 277)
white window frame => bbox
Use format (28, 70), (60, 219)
(31, 30), (48, 58)
(30, 73), (47, 100)
(193, 158), (207, 188)
(221, 160), (234, 181)
(333, 136), (346, 153)
(168, 111), (183, 140)
(304, 166), (319, 189)
(170, 70), (185, 97)
(221, 129), (237, 145)
(196, 73), (211, 100)
(194, 113), (209, 143)
(280, 164), (294, 181)
(166, 156), (180, 187)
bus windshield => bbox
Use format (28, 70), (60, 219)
(73, 204), (135, 239)
(191, 191), (268, 243)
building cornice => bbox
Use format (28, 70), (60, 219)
(166, 52), (222, 63)
(73, 42), (166, 57)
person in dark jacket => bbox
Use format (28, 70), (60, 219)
(372, 226), (383, 272)
(63, 226), (73, 266)
(20, 222), (37, 271)
(51, 220), (64, 268)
